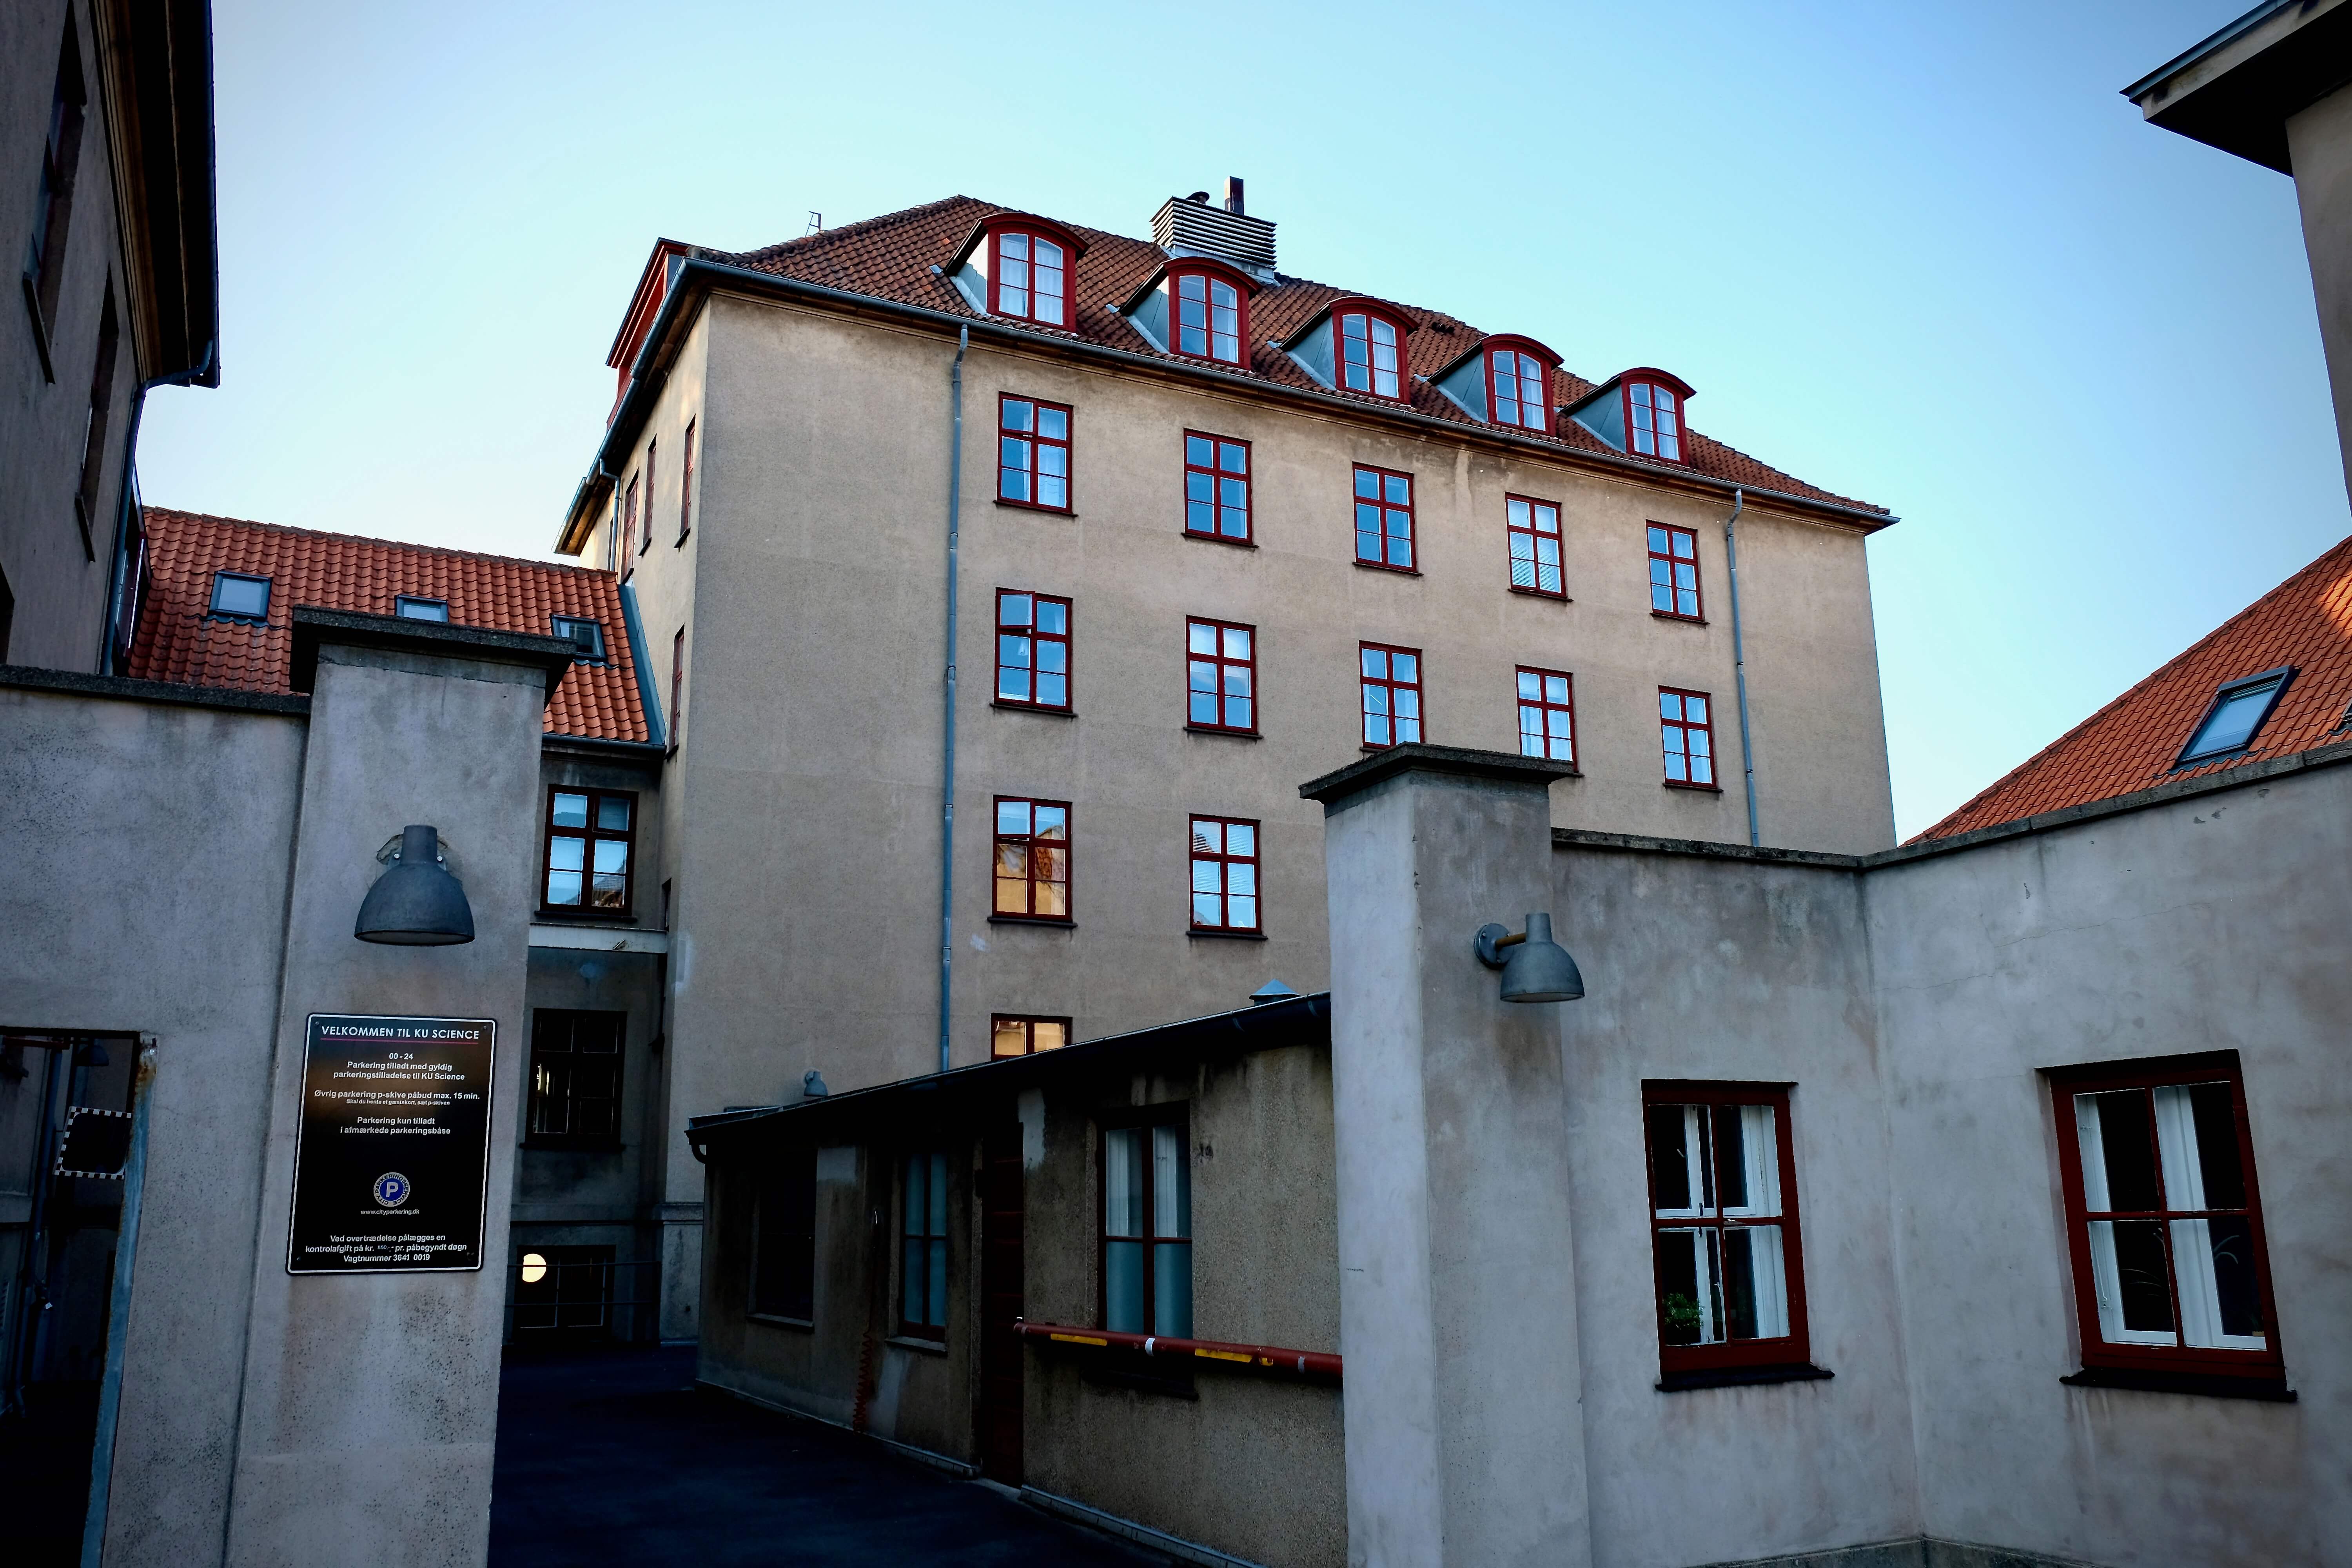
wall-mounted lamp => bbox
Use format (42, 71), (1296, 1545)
(355, 825), (475, 946)
(1474, 913), (1584, 1003)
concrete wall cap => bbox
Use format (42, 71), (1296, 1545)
(0, 664), (311, 715)
(289, 606), (579, 706)
(1299, 743), (1578, 808)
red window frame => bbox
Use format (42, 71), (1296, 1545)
(2049, 1055), (2285, 1387)
(1335, 306), (1407, 401)
(678, 419), (695, 543)
(643, 441), (657, 554)
(1185, 616), (1256, 734)
(1516, 667), (1575, 764)
(992, 1015), (1071, 1059)
(992, 796), (1072, 922)
(999, 394), (1073, 512)
(1506, 495), (1564, 598)
(1183, 432), (1252, 543)
(1487, 345), (1551, 432)
(1626, 379), (1684, 462)
(995, 590), (1072, 711)
(1098, 1107), (1192, 1338)
(539, 786), (637, 915)
(989, 226), (1071, 328)
(669, 627), (686, 750)
(1167, 263), (1249, 365)
(1648, 524), (1702, 620)
(1359, 642), (1423, 750)
(619, 475), (639, 578)
(1353, 464), (1416, 572)
(1189, 815), (1260, 933)
(1659, 687), (1715, 788)
(1642, 1082), (1813, 1378)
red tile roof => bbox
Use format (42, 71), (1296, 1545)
(128, 508), (648, 743)
(1916, 534), (2352, 840)
(715, 196), (1885, 518)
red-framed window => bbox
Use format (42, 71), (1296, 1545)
(996, 590), (1071, 711)
(1489, 347), (1550, 431)
(990, 227), (1069, 327)
(1353, 465), (1415, 571)
(541, 787), (636, 913)
(1336, 307), (1405, 399)
(1170, 265), (1246, 365)
(620, 474), (639, 577)
(670, 627), (686, 749)
(1100, 1109), (1192, 1338)
(1183, 432), (1250, 542)
(1186, 617), (1255, 733)
(1507, 495), (1563, 597)
(643, 441), (657, 553)
(1627, 379), (1684, 461)
(678, 419), (695, 543)
(2051, 1056), (2283, 1386)
(1660, 688), (1714, 787)
(1643, 1082), (1812, 1377)
(992, 1015), (1071, 1059)
(900, 1149), (950, 1339)
(1648, 524), (1701, 619)
(993, 797), (1071, 921)
(1189, 816), (1259, 933)
(1000, 395), (1072, 511)
(1360, 643), (1423, 749)
(1516, 668), (1574, 763)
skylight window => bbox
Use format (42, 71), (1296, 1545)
(552, 615), (606, 662)
(396, 596), (449, 622)
(2178, 668), (2292, 764)
(209, 571), (270, 621)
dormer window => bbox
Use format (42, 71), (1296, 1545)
(1337, 308), (1403, 399)
(1627, 379), (1682, 461)
(1170, 265), (1245, 364)
(991, 227), (1067, 327)
(1490, 348), (1550, 431)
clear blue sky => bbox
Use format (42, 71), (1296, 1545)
(139, 0), (2344, 838)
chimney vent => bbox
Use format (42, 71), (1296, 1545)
(1152, 182), (1276, 280)
(1223, 176), (1245, 216)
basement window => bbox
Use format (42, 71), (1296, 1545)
(2177, 668), (2292, 765)
(395, 595), (448, 622)
(209, 571), (271, 621)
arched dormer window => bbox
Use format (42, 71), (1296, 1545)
(1335, 305), (1406, 399)
(951, 216), (1087, 330)
(1488, 345), (1551, 432)
(1168, 261), (1249, 365)
(1624, 373), (1690, 462)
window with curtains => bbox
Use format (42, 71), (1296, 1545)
(1336, 309), (1403, 399)
(2053, 1058), (2282, 1385)
(1186, 617), (1255, 733)
(995, 590), (1071, 710)
(1189, 816), (1259, 933)
(1170, 266), (1245, 363)
(1506, 496), (1563, 597)
(1360, 643), (1422, 749)
(1517, 668), (1575, 763)
(541, 788), (635, 912)
(900, 1150), (950, 1338)
(1660, 688), (1715, 787)
(999, 395), (1072, 510)
(1102, 1115), (1192, 1338)
(1353, 465), (1415, 570)
(993, 797), (1071, 920)
(1489, 346), (1550, 431)
(750, 1147), (817, 1323)
(1183, 432), (1250, 542)
(1644, 1083), (1811, 1376)
(990, 228), (1068, 327)
(991, 1015), (1070, 1059)
(1627, 379), (1683, 461)
(1649, 524), (1701, 619)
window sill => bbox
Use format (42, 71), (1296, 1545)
(1657, 1363), (1832, 1392)
(1508, 587), (1572, 603)
(1651, 611), (1708, 626)
(1185, 724), (1259, 739)
(992, 701), (1076, 718)
(1188, 927), (1266, 941)
(989, 914), (1076, 929)
(1183, 531), (1257, 549)
(995, 499), (1076, 517)
(888, 1334), (949, 1356)
(1353, 560), (1422, 577)
(2061, 1367), (2295, 1403)
(1663, 781), (1724, 794)
(522, 1138), (624, 1153)
(535, 908), (638, 923)
(20, 274), (54, 383)
(748, 1312), (814, 1331)
(675, 529), (690, 548)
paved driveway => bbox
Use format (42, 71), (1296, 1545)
(490, 1346), (1169, 1567)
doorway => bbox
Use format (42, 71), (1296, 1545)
(978, 1123), (1024, 1483)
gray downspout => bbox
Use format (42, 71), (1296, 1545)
(938, 325), (967, 1076)
(1723, 489), (1759, 846)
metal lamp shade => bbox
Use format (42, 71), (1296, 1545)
(355, 824), (475, 946)
(1499, 913), (1583, 1003)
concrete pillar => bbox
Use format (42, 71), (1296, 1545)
(211, 612), (569, 1568)
(1302, 745), (1590, 1568)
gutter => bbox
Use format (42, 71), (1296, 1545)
(557, 256), (1898, 554)
(2122, 0), (2300, 103)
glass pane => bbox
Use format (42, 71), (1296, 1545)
(1034, 806), (1066, 839)
(1722, 1226), (1789, 1339)
(2078, 1090), (2160, 1211)
(1687, 697), (1708, 725)
(1397, 713), (1420, 742)
(1392, 652), (1417, 683)
(1034, 879), (1067, 917)
(1361, 648), (1387, 679)
(2183, 1082), (2245, 1208)
(1036, 600), (1067, 636)
(1154, 1242), (1194, 1338)
(1536, 505), (1558, 534)
(1227, 824), (1254, 858)
(1105, 1239), (1146, 1334)
(1223, 627), (1250, 661)
(1220, 443), (1246, 473)
(1106, 1128), (1144, 1237)
(2174, 1215), (2265, 1343)
(994, 1018), (1028, 1058)
(1033, 638), (1066, 674)
(994, 876), (1027, 915)
(1227, 694), (1251, 729)
(1003, 400), (1033, 432)
(1385, 475), (1409, 506)
(592, 840), (628, 875)
(1648, 526), (1668, 554)
(1229, 895), (1256, 928)
(1193, 861), (1222, 895)
(1035, 1021), (1065, 1051)
(999, 667), (1031, 702)
(1187, 499), (1214, 532)
(928, 1151), (949, 1235)
(903, 1238), (925, 1325)
(1546, 675), (1569, 704)
(1191, 819), (1221, 853)
(1187, 434), (1213, 467)
(1356, 468), (1379, 498)
(1518, 671), (1542, 700)
(1193, 891), (1221, 925)
(1656, 1227), (1722, 1345)
(545, 869), (582, 906)
(548, 835), (585, 873)
(1227, 864), (1255, 896)
(1037, 673), (1065, 706)
(590, 796), (630, 833)
(1365, 711), (1390, 746)
(2103, 1219), (2176, 1335)
(926, 1238), (947, 1327)
(1038, 407), (1067, 441)
(552, 793), (589, 829)
(1189, 622), (1217, 656)
(1152, 1124), (1189, 1238)
(997, 800), (1030, 836)
(1000, 633), (1032, 671)
(1660, 692), (1682, 720)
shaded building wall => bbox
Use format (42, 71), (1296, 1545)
(2290, 80), (2352, 508)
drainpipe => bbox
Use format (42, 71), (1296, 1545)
(98, 342), (217, 672)
(938, 325), (968, 1076)
(1722, 488), (1759, 846)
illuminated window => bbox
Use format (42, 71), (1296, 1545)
(992, 1015), (1070, 1058)
(993, 797), (1071, 921)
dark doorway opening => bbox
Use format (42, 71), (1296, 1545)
(978, 1123), (1024, 1483)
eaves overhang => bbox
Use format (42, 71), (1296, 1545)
(556, 256), (1898, 555)
(2122, 0), (2352, 173)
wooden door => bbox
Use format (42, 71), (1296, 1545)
(978, 1124), (1025, 1483)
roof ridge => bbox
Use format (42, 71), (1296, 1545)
(143, 506), (613, 577)
(727, 194), (994, 265)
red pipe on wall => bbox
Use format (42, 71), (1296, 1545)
(1013, 1320), (1342, 1381)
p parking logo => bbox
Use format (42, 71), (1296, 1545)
(372, 1172), (412, 1207)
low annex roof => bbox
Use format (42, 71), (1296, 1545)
(127, 508), (649, 744)
(706, 196), (1883, 517)
(1916, 535), (2352, 841)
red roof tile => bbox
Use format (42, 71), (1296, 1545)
(717, 197), (1885, 517)
(1916, 535), (2352, 840)
(128, 508), (648, 743)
